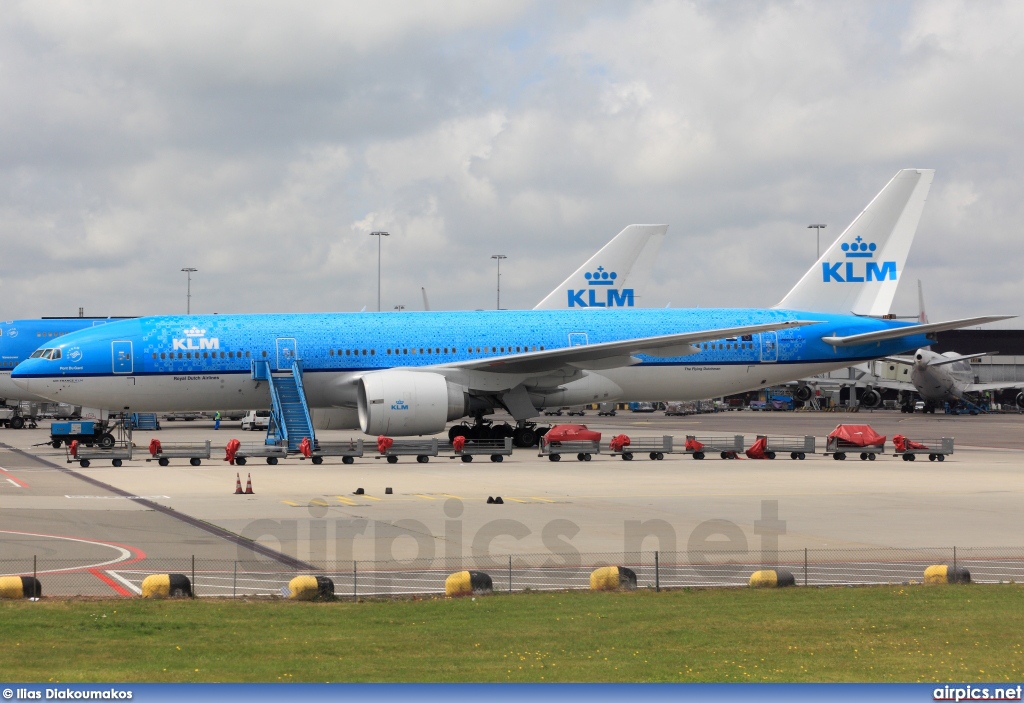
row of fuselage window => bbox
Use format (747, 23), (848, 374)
(150, 345), (548, 362)
(3, 340), (757, 370)
(342, 344), (547, 357)
(148, 341), (753, 363)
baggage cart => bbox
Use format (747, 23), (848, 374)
(825, 435), (885, 461)
(307, 439), (364, 465)
(67, 441), (133, 468)
(147, 440), (211, 467)
(538, 439), (601, 462)
(893, 436), (953, 462)
(374, 438), (439, 464)
(824, 424), (886, 461)
(233, 442), (289, 465)
(757, 435), (816, 460)
(685, 434), (744, 460)
(608, 435), (673, 461)
(445, 437), (513, 463)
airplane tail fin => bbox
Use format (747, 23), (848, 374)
(917, 279), (928, 324)
(533, 224), (667, 310)
(775, 169), (935, 315)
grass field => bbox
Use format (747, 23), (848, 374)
(3, 585), (1023, 683)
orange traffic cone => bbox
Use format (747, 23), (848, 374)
(245, 473), (254, 494)
(234, 473), (243, 494)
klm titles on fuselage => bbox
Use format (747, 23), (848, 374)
(172, 328), (220, 351)
(822, 237), (897, 283)
(567, 267), (634, 308)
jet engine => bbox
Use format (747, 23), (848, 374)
(1017, 392), (1024, 409)
(859, 388), (883, 409)
(357, 370), (467, 436)
(793, 385), (813, 402)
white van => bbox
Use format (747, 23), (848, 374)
(241, 410), (271, 431)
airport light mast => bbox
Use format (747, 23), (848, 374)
(369, 231), (389, 312)
(491, 254), (507, 310)
(180, 267), (197, 314)
(808, 224), (826, 260)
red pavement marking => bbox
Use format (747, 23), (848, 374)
(0, 466), (29, 488)
(90, 568), (132, 596)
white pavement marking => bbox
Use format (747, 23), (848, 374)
(65, 495), (171, 499)
(106, 570), (142, 595)
(6, 478), (21, 487)
(0, 530), (136, 574)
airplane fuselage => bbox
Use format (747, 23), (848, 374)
(910, 349), (974, 404)
(13, 308), (932, 429)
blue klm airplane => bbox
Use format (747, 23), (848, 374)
(1, 317), (130, 408)
(12, 170), (1011, 449)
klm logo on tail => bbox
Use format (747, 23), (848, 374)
(822, 237), (897, 283)
(567, 267), (635, 307)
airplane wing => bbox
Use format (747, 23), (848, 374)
(443, 320), (821, 375)
(928, 352), (993, 367)
(967, 382), (1024, 392)
(821, 316), (1014, 347)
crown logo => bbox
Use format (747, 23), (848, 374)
(183, 327), (207, 337)
(584, 266), (618, 286)
(842, 236), (877, 258)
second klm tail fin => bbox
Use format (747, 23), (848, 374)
(534, 224), (667, 310)
(776, 169), (935, 315)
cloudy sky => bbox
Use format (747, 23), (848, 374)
(1, 1), (1021, 326)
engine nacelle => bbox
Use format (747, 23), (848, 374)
(357, 371), (466, 436)
(859, 388), (882, 409)
(1016, 392), (1024, 409)
(793, 385), (813, 402)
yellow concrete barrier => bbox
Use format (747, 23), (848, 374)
(749, 569), (796, 588)
(0, 576), (41, 599)
(445, 570), (493, 596)
(924, 565), (970, 584)
(287, 575), (335, 600)
(141, 573), (192, 598)
(589, 566), (638, 591)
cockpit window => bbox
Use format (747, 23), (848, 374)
(51, 348), (61, 360)
(30, 349), (46, 358)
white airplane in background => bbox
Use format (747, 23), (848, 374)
(795, 282), (1024, 413)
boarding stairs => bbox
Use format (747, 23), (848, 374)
(130, 413), (161, 431)
(251, 359), (317, 452)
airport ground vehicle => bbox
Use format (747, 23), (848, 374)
(241, 410), (271, 431)
(50, 420), (115, 449)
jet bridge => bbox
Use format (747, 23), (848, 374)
(251, 358), (316, 452)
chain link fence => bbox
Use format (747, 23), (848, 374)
(2, 547), (1023, 597)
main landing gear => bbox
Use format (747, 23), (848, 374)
(447, 416), (549, 448)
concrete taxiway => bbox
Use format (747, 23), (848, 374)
(2, 411), (1023, 581)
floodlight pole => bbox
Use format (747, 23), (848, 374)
(181, 268), (198, 314)
(369, 231), (390, 312)
(808, 224), (827, 260)
(491, 255), (507, 310)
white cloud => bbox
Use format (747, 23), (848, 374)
(0, 0), (1022, 323)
